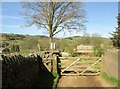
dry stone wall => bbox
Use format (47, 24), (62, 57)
(1, 54), (54, 88)
(102, 50), (120, 80)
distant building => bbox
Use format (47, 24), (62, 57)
(76, 45), (93, 54)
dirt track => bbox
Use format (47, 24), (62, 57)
(57, 76), (116, 88)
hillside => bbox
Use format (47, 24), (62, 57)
(1, 33), (113, 56)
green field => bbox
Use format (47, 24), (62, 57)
(1, 33), (114, 56)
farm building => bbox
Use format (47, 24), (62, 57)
(74, 45), (93, 55)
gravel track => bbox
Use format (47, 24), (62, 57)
(57, 76), (116, 88)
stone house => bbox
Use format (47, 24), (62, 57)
(76, 45), (93, 54)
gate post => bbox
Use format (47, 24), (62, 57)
(52, 55), (58, 74)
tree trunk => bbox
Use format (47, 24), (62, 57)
(50, 36), (53, 44)
(50, 33), (53, 51)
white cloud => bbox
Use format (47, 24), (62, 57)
(0, 15), (22, 19)
(2, 15), (21, 19)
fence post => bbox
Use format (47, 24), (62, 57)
(52, 55), (58, 74)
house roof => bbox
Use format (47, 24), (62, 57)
(76, 45), (93, 53)
(77, 45), (93, 49)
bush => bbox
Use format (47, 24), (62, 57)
(2, 48), (10, 54)
(10, 44), (20, 53)
(93, 45), (103, 57)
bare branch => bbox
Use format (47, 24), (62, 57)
(21, 2), (86, 42)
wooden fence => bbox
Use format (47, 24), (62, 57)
(42, 52), (61, 75)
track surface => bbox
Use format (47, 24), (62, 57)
(57, 76), (116, 88)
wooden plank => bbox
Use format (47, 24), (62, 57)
(59, 57), (100, 59)
(74, 70), (79, 74)
(61, 66), (88, 69)
(61, 73), (99, 76)
(61, 73), (81, 76)
(59, 57), (78, 58)
(61, 68), (99, 72)
(80, 73), (100, 76)
(59, 57), (78, 60)
(61, 58), (81, 73)
(79, 58), (102, 75)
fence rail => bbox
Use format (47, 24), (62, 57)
(41, 51), (61, 74)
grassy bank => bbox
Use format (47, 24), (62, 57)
(101, 72), (120, 88)
(52, 73), (60, 89)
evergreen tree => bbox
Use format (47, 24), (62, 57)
(16, 45), (20, 52)
(10, 44), (20, 53)
(110, 15), (120, 49)
(10, 45), (15, 52)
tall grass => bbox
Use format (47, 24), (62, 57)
(101, 72), (120, 88)
(52, 72), (60, 89)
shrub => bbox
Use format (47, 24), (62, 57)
(93, 45), (103, 57)
(10, 44), (20, 53)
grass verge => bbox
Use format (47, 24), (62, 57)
(52, 72), (60, 89)
(101, 72), (120, 89)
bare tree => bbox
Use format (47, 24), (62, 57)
(21, 2), (86, 49)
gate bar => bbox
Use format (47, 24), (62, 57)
(61, 58), (81, 73)
(79, 58), (102, 75)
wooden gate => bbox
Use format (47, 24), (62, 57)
(41, 51), (61, 73)
(59, 56), (102, 76)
